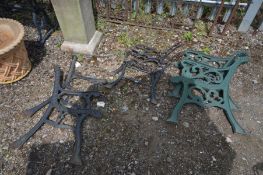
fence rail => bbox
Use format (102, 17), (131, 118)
(95, 0), (263, 32)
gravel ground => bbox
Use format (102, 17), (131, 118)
(0, 16), (263, 175)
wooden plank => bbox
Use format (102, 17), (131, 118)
(107, 0), (111, 19)
(259, 21), (263, 31)
(145, 0), (152, 13)
(208, 7), (217, 20)
(183, 4), (190, 16)
(238, 0), (263, 32)
(222, 0), (240, 34)
(209, 0), (224, 36)
(111, 0), (116, 9)
(136, 0), (139, 15)
(208, 0), (220, 20)
(99, 0), (106, 8)
(196, 5), (204, 19)
(121, 0), (126, 9)
(157, 0), (164, 14)
(132, 0), (136, 11)
(170, 0), (177, 16)
(223, 0), (235, 22)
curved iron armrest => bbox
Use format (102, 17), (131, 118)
(178, 50), (249, 85)
(110, 42), (182, 104)
(181, 50), (249, 69)
(129, 43), (182, 64)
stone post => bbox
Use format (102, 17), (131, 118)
(51, 0), (103, 55)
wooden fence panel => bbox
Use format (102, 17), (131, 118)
(145, 0), (152, 13)
(96, 0), (263, 32)
(156, 0), (164, 14)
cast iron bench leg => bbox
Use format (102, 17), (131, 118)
(150, 70), (163, 104)
(229, 96), (238, 110)
(223, 102), (245, 134)
(11, 106), (53, 148)
(23, 98), (51, 117)
(167, 78), (187, 123)
(167, 99), (186, 123)
(168, 83), (182, 98)
(70, 116), (85, 166)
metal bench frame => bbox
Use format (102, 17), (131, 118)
(168, 50), (249, 134)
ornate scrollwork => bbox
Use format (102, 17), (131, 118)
(180, 60), (224, 84)
(168, 50), (249, 134)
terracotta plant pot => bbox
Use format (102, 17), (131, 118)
(0, 18), (31, 84)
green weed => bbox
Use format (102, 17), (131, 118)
(75, 53), (84, 62)
(96, 18), (107, 31)
(131, 11), (137, 20)
(117, 32), (141, 47)
(136, 13), (153, 25)
(202, 47), (212, 54)
(115, 50), (125, 58)
(55, 42), (62, 48)
(195, 20), (208, 36)
(182, 32), (193, 42)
